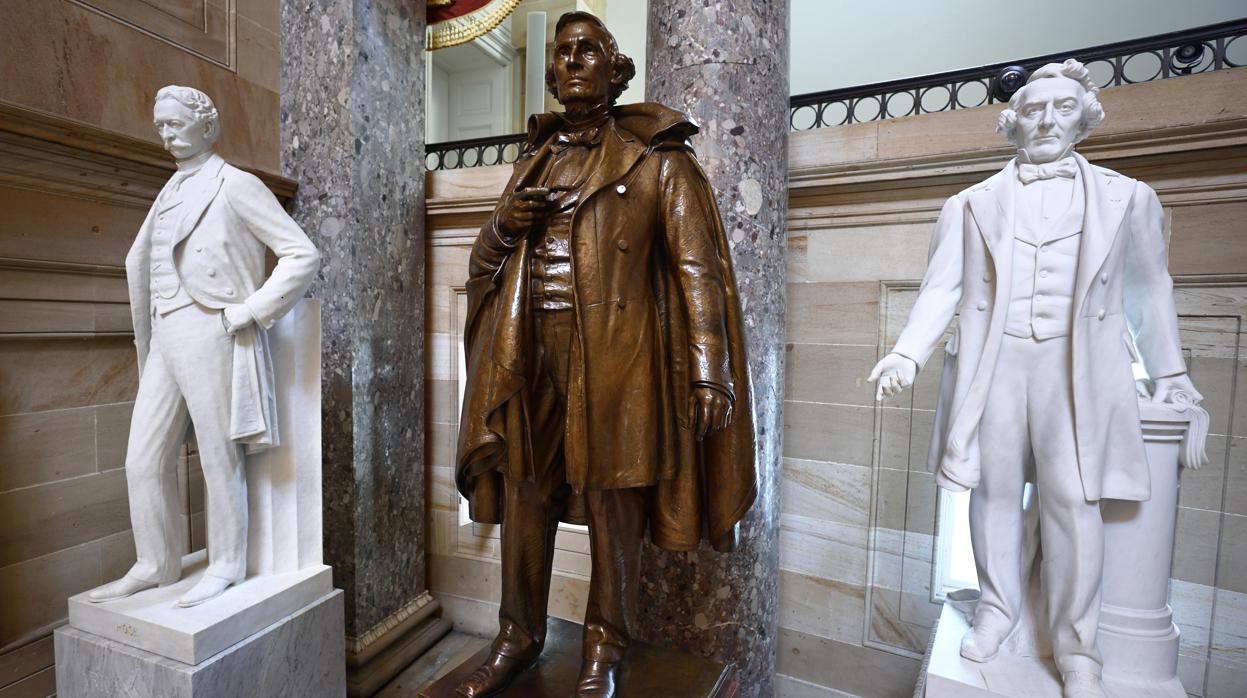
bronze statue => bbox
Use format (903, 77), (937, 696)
(454, 12), (757, 698)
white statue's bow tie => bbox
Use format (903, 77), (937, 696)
(1018, 158), (1077, 184)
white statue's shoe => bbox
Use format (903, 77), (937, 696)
(87, 575), (160, 603)
(177, 575), (235, 608)
(1061, 671), (1107, 698)
(959, 624), (1005, 663)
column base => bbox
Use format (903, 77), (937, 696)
(1098, 602), (1181, 693)
(923, 604), (1184, 698)
(346, 594), (453, 698)
(54, 590), (345, 698)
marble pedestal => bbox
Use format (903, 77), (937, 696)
(923, 604), (1180, 698)
(1096, 400), (1202, 697)
(66, 550), (333, 664)
(55, 589), (345, 697)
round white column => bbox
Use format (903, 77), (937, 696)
(1098, 398), (1207, 694)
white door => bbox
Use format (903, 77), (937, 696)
(448, 65), (511, 141)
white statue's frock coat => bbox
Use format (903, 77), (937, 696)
(893, 153), (1186, 501)
(125, 154), (319, 447)
(120, 153), (318, 584)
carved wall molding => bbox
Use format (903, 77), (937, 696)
(0, 101), (296, 210)
(788, 119), (1247, 202)
(66, 0), (236, 69)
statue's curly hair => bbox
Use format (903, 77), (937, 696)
(155, 85), (221, 143)
(996, 59), (1105, 146)
(544, 12), (635, 106)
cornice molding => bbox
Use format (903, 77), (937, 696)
(0, 101), (297, 209)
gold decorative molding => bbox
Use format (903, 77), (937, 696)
(428, 0), (522, 51)
(344, 591), (439, 663)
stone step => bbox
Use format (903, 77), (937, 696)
(376, 631), (491, 697)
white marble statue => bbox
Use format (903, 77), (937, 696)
(88, 85), (320, 608)
(868, 60), (1201, 698)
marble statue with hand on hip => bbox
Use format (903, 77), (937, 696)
(868, 60), (1200, 698)
(87, 86), (319, 608)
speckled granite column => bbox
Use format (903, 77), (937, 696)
(280, 0), (436, 692)
(637, 3), (789, 696)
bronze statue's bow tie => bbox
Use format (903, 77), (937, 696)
(1018, 158), (1077, 184)
(554, 126), (602, 149)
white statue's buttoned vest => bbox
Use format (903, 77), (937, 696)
(150, 173), (196, 315)
(1004, 173), (1085, 340)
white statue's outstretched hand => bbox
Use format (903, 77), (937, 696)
(1151, 373), (1203, 405)
(868, 353), (917, 402)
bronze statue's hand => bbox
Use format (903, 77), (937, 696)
(691, 386), (733, 441)
(497, 187), (551, 240)
(1151, 373), (1203, 405)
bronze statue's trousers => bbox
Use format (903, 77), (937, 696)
(492, 309), (648, 665)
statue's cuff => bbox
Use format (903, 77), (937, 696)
(693, 380), (734, 402)
(689, 342), (731, 390)
(240, 298), (270, 330)
(484, 214), (521, 252)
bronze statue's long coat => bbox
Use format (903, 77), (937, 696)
(456, 103), (757, 552)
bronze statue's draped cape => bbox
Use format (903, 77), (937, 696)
(456, 103), (757, 552)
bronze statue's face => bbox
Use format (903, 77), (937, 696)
(551, 20), (612, 108)
(153, 98), (215, 161)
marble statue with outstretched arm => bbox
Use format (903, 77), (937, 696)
(868, 59), (1200, 698)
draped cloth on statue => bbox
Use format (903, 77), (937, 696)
(456, 104), (758, 554)
(427, 0), (522, 50)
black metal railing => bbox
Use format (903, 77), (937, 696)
(789, 18), (1246, 129)
(426, 18), (1247, 170)
(425, 132), (527, 171)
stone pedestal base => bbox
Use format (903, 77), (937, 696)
(54, 590), (344, 698)
(421, 617), (737, 697)
(923, 604), (1183, 698)
(68, 550), (333, 664)
(1098, 601), (1181, 691)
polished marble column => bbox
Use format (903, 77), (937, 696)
(638, 2), (790, 696)
(281, 1), (445, 695)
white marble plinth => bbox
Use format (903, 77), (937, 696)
(56, 589), (344, 698)
(69, 549), (332, 664)
(246, 298), (324, 577)
(923, 604), (1183, 698)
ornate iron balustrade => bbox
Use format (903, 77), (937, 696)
(426, 19), (1247, 169)
(425, 132), (528, 171)
(790, 18), (1246, 130)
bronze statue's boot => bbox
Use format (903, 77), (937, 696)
(574, 660), (619, 698)
(454, 652), (532, 698)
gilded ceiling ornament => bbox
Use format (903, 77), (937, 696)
(427, 0), (522, 50)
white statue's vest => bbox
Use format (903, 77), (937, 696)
(1004, 180), (1084, 340)
(150, 184), (195, 314)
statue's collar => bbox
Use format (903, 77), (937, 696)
(527, 102), (699, 149)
